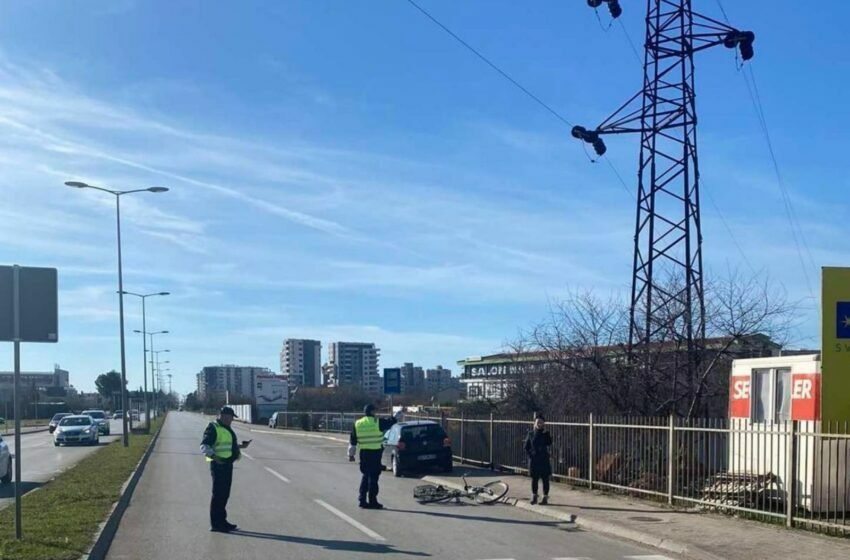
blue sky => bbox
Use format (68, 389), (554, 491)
(0, 1), (845, 395)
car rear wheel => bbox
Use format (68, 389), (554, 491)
(392, 454), (403, 477)
(1, 457), (11, 484)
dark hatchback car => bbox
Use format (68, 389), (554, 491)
(382, 420), (453, 477)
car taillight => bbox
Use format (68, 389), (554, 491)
(397, 441), (406, 451)
(443, 437), (451, 447)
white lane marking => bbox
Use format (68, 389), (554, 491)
(242, 452), (254, 460)
(551, 557), (593, 560)
(263, 466), (290, 483)
(624, 556), (674, 560)
(250, 429), (348, 443)
(314, 499), (386, 542)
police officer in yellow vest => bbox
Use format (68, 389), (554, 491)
(348, 404), (402, 509)
(200, 406), (251, 532)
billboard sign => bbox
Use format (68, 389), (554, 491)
(822, 267), (850, 424)
(255, 375), (288, 407)
(383, 368), (401, 395)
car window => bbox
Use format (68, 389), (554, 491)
(51, 413), (70, 421)
(384, 425), (400, 444)
(60, 417), (92, 426)
(401, 425), (445, 440)
(83, 411), (105, 419)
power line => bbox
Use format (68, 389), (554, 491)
(703, 184), (758, 276)
(404, 0), (574, 128)
(618, 19), (643, 64)
(741, 64), (817, 298)
(714, 0), (731, 24)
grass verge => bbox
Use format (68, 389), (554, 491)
(0, 415), (165, 560)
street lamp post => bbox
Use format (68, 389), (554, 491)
(65, 181), (168, 447)
(125, 292), (169, 431)
(154, 355), (170, 407)
(135, 330), (167, 416)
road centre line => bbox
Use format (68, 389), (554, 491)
(314, 499), (386, 542)
(242, 451), (254, 460)
(263, 466), (291, 483)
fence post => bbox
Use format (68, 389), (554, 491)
(667, 414), (675, 505)
(460, 412), (465, 463)
(785, 420), (797, 528)
(308, 410), (313, 431)
(588, 413), (594, 490)
(324, 411), (329, 433)
(489, 412), (495, 470)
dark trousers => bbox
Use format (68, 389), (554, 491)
(531, 473), (550, 496)
(359, 449), (383, 504)
(210, 461), (233, 527)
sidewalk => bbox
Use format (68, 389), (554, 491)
(423, 468), (850, 560)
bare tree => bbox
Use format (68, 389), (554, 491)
(504, 269), (798, 418)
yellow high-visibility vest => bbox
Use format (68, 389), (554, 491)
(354, 416), (384, 450)
(206, 423), (233, 462)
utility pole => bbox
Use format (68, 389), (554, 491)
(573, 1), (754, 403)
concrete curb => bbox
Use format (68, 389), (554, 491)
(3, 426), (50, 437)
(80, 414), (167, 560)
(421, 475), (725, 560)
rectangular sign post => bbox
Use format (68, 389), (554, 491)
(0, 265), (59, 539)
(822, 267), (850, 428)
(383, 368), (401, 395)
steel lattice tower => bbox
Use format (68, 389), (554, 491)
(574, 1), (754, 389)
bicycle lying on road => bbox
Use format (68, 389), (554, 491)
(414, 475), (509, 505)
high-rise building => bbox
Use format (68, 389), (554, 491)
(426, 365), (453, 393)
(400, 362), (425, 394)
(196, 365), (273, 401)
(326, 342), (381, 395)
(280, 339), (322, 388)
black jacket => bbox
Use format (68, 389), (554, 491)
(201, 420), (241, 464)
(524, 428), (552, 475)
(349, 415), (397, 448)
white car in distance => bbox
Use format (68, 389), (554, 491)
(53, 415), (100, 447)
(0, 434), (11, 484)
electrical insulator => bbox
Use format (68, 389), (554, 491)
(571, 125), (607, 156)
(723, 30), (755, 61)
(587, 0), (622, 19)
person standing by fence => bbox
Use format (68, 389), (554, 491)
(525, 413), (552, 505)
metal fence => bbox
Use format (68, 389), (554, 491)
(268, 410), (850, 535)
(269, 411), (363, 434)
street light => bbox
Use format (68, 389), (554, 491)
(66, 181), (169, 447)
(151, 349), (171, 413)
(124, 291), (169, 430)
(134, 330), (168, 415)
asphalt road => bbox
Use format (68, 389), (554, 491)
(107, 412), (676, 560)
(0, 418), (129, 509)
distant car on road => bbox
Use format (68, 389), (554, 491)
(0, 433), (11, 484)
(382, 420), (453, 477)
(112, 410), (124, 420)
(49, 413), (72, 434)
(54, 415), (100, 446)
(81, 410), (110, 435)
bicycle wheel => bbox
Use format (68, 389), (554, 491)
(414, 484), (453, 503)
(474, 480), (509, 504)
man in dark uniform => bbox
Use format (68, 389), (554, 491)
(200, 406), (251, 532)
(348, 404), (402, 509)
